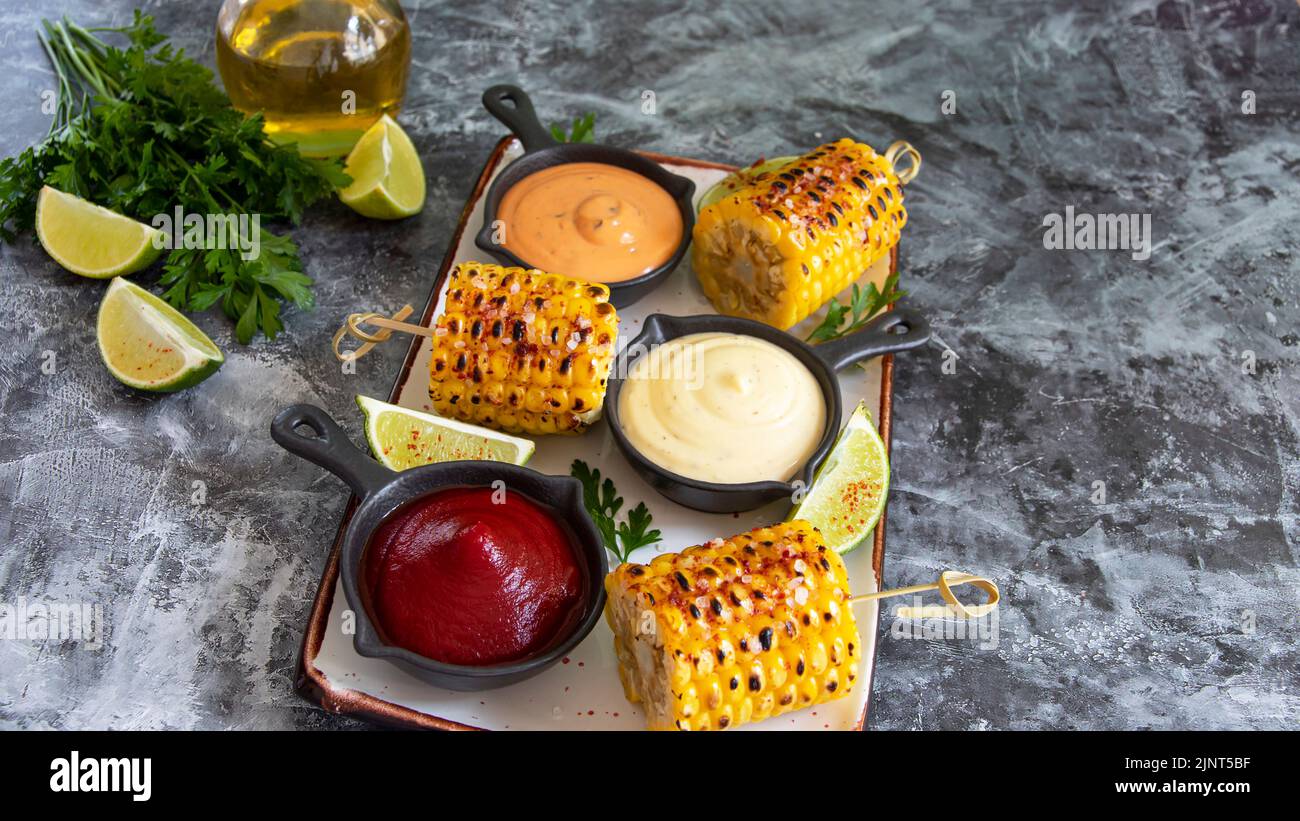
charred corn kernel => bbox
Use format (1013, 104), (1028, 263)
(428, 262), (618, 434)
(603, 521), (861, 731)
(692, 138), (909, 329)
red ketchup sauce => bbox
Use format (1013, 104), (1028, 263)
(362, 486), (585, 666)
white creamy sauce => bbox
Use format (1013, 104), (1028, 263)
(618, 332), (826, 484)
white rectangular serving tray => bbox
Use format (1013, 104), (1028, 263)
(298, 138), (895, 730)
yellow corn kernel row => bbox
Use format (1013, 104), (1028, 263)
(605, 521), (861, 730)
(692, 138), (907, 329)
(428, 262), (618, 435)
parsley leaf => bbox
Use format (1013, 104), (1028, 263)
(805, 272), (907, 344)
(550, 113), (596, 144)
(616, 503), (661, 560)
(571, 459), (662, 563)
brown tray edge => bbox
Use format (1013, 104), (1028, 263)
(859, 245), (897, 731)
(294, 138), (899, 732)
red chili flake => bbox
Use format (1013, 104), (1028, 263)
(562, 657), (571, 664)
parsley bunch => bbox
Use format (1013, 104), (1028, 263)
(570, 459), (661, 563)
(0, 12), (350, 342)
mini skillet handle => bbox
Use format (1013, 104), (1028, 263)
(812, 305), (931, 372)
(482, 85), (558, 153)
(270, 404), (393, 499)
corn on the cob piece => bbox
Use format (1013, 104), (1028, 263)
(692, 138), (909, 329)
(428, 262), (619, 435)
(604, 521), (861, 731)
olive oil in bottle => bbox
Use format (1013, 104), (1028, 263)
(215, 0), (411, 157)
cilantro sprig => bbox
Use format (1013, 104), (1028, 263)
(0, 12), (349, 343)
(571, 459), (661, 563)
(805, 272), (907, 344)
(550, 113), (595, 144)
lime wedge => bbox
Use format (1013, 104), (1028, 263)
(96, 278), (224, 392)
(338, 115), (426, 219)
(698, 155), (798, 211)
(788, 402), (889, 553)
(356, 395), (535, 470)
(36, 186), (164, 278)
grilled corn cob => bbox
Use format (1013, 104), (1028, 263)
(604, 521), (861, 731)
(692, 138), (911, 329)
(428, 262), (619, 435)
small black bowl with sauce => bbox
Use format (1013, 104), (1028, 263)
(604, 306), (931, 514)
(270, 404), (607, 691)
(473, 84), (695, 308)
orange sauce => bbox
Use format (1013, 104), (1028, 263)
(498, 162), (682, 283)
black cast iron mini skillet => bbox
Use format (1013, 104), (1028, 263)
(270, 404), (607, 691)
(473, 84), (696, 308)
(605, 306), (931, 514)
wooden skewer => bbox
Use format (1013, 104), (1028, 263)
(883, 140), (922, 185)
(849, 571), (999, 619)
(332, 304), (434, 362)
